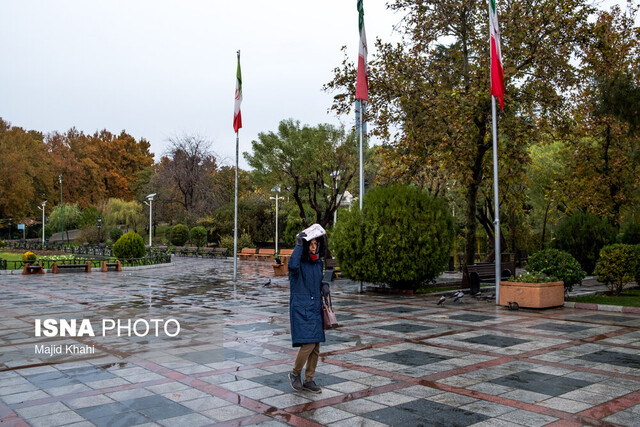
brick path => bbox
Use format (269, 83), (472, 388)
(1, 258), (639, 426)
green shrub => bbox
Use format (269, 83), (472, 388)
(109, 228), (123, 242)
(595, 244), (638, 296)
(553, 212), (617, 274)
(331, 184), (454, 290)
(22, 251), (37, 263)
(526, 249), (586, 292)
(219, 233), (252, 253)
(189, 226), (208, 248)
(113, 232), (146, 259)
(169, 224), (189, 246)
(509, 272), (555, 283)
(0, 240), (5, 248)
(621, 222), (640, 245)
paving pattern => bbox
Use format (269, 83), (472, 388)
(1, 258), (639, 426)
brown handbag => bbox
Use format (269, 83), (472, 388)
(322, 294), (338, 329)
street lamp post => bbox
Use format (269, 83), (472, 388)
(37, 201), (47, 245)
(97, 217), (102, 243)
(270, 186), (284, 254)
(7, 218), (12, 241)
(144, 194), (156, 247)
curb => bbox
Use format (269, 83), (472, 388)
(0, 262), (172, 275)
(563, 301), (640, 314)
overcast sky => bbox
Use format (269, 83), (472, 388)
(0, 1), (633, 169)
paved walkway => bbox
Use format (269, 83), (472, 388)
(1, 258), (639, 426)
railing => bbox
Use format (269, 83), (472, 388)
(0, 254), (171, 271)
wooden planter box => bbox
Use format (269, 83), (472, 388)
(499, 281), (564, 309)
(272, 263), (287, 276)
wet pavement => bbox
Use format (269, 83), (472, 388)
(1, 257), (639, 426)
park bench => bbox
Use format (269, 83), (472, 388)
(325, 258), (341, 278)
(157, 245), (168, 252)
(237, 248), (257, 261)
(200, 247), (214, 257)
(101, 260), (122, 272)
(183, 247), (198, 256)
(22, 263), (45, 275)
(214, 248), (228, 257)
(463, 261), (515, 294)
(52, 261), (92, 274)
(278, 249), (294, 266)
(173, 246), (185, 255)
(255, 248), (276, 261)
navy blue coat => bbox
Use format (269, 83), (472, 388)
(288, 244), (325, 346)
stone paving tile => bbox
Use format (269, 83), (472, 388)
(27, 410), (87, 427)
(14, 401), (70, 419)
(334, 398), (388, 415)
(201, 404), (256, 422)
(2, 258), (640, 427)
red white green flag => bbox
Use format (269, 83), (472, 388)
(233, 52), (243, 133)
(355, 0), (368, 101)
(489, 0), (505, 110)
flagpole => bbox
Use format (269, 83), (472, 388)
(492, 96), (501, 304)
(233, 50), (241, 282)
(359, 105), (364, 211)
(233, 129), (239, 281)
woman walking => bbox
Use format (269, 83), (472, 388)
(287, 228), (329, 393)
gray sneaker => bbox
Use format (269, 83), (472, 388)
(288, 372), (302, 391)
(303, 379), (322, 394)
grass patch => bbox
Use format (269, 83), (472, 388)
(0, 252), (26, 262)
(567, 288), (640, 307)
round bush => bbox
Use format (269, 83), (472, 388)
(189, 226), (207, 248)
(113, 232), (146, 259)
(553, 212), (617, 274)
(526, 249), (586, 292)
(0, 240), (5, 248)
(595, 243), (638, 296)
(331, 184), (454, 289)
(22, 251), (37, 263)
(169, 224), (189, 246)
(109, 228), (123, 242)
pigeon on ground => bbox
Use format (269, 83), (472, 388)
(473, 291), (482, 298)
(453, 291), (464, 303)
(437, 295), (446, 306)
(507, 301), (519, 311)
(262, 279), (272, 287)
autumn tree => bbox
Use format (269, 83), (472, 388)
(244, 119), (358, 228)
(0, 119), (54, 220)
(563, 5), (640, 224)
(325, 0), (594, 264)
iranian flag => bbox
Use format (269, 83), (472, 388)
(489, 0), (505, 110)
(355, 0), (368, 101)
(233, 53), (243, 133)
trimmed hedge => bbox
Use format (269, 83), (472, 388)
(169, 224), (189, 246)
(595, 244), (638, 296)
(330, 184), (454, 289)
(113, 232), (146, 259)
(526, 249), (586, 292)
(189, 226), (207, 248)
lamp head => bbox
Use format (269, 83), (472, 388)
(146, 193), (156, 200)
